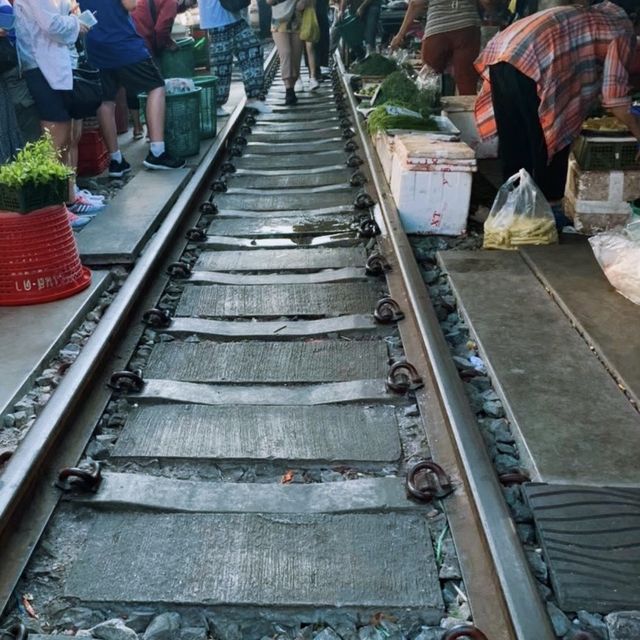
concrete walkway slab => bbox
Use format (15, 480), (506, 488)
(112, 403), (400, 463)
(0, 271), (111, 418)
(144, 340), (388, 383)
(79, 475), (414, 514)
(196, 247), (366, 271)
(521, 240), (640, 406)
(440, 251), (640, 486)
(176, 281), (381, 317)
(77, 168), (191, 265)
(135, 378), (399, 405)
(523, 483), (640, 612)
(65, 512), (443, 620)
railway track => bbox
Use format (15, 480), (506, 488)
(0, 51), (554, 640)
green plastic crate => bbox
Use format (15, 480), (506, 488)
(574, 135), (638, 171)
(139, 88), (202, 157)
(160, 37), (196, 79)
(193, 75), (217, 139)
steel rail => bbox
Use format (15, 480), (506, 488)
(335, 54), (555, 640)
(0, 47), (278, 613)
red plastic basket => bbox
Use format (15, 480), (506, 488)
(77, 129), (109, 177)
(0, 205), (92, 306)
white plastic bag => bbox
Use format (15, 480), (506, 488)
(164, 78), (196, 95)
(483, 168), (558, 250)
(589, 221), (640, 305)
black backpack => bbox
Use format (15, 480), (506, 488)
(219, 0), (251, 14)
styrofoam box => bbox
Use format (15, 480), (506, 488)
(389, 134), (476, 236)
(440, 95), (498, 159)
(374, 132), (394, 181)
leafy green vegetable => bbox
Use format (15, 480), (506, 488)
(375, 70), (438, 117)
(350, 53), (398, 77)
(0, 131), (72, 189)
(367, 104), (438, 135)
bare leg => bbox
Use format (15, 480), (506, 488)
(305, 40), (317, 80)
(145, 85), (166, 143)
(97, 101), (118, 153)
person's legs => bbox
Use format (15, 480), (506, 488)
(306, 40), (319, 88)
(231, 20), (266, 101)
(97, 101), (118, 154)
(209, 25), (235, 107)
(362, 1), (381, 52)
(420, 32), (450, 75)
(314, 0), (330, 72)
(450, 25), (480, 95)
(273, 31), (294, 88)
(145, 85), (166, 143)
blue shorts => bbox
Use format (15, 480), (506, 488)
(23, 68), (76, 122)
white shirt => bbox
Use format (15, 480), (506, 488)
(14, 0), (79, 90)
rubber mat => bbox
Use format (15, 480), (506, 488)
(196, 247), (366, 271)
(65, 512), (443, 620)
(523, 483), (640, 612)
(176, 281), (381, 317)
(112, 404), (400, 462)
(144, 340), (389, 383)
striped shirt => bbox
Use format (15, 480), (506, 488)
(474, 2), (635, 158)
(424, 0), (480, 39)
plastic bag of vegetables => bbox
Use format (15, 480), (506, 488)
(367, 104), (437, 135)
(483, 169), (558, 250)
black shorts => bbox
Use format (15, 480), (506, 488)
(100, 58), (164, 102)
(23, 68), (76, 122)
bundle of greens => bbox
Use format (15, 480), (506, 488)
(0, 132), (71, 189)
(366, 104), (437, 135)
(375, 70), (437, 117)
(350, 53), (398, 77)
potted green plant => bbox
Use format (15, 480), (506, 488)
(0, 132), (72, 214)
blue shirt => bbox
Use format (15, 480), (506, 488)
(199, 0), (240, 30)
(78, 0), (150, 69)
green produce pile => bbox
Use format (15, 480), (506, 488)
(0, 132), (71, 188)
(350, 53), (398, 77)
(376, 71), (437, 117)
(367, 104), (437, 135)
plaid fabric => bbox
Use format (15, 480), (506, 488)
(475, 2), (635, 158)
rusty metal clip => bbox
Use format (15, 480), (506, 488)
(442, 626), (488, 640)
(211, 179), (228, 193)
(244, 114), (257, 126)
(366, 253), (391, 276)
(221, 162), (236, 175)
(56, 460), (102, 493)
(186, 227), (207, 242)
(340, 118), (352, 129)
(344, 140), (359, 153)
(234, 135), (248, 147)
(142, 308), (172, 328)
(167, 262), (192, 279)
(406, 460), (454, 503)
(199, 201), (218, 214)
(386, 361), (423, 393)
(346, 155), (364, 169)
(342, 128), (355, 140)
(358, 218), (380, 238)
(499, 472), (530, 486)
(1, 624), (28, 640)
(350, 170), (367, 187)
(108, 369), (144, 393)
(229, 145), (243, 158)
(374, 296), (404, 323)
(239, 124), (252, 136)
(355, 191), (375, 210)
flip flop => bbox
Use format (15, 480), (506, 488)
(133, 131), (144, 140)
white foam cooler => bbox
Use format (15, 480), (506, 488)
(440, 96), (498, 159)
(389, 134), (476, 236)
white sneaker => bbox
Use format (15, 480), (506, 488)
(245, 99), (273, 114)
(295, 79), (305, 92)
(216, 106), (232, 117)
(309, 78), (320, 91)
(77, 189), (105, 204)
